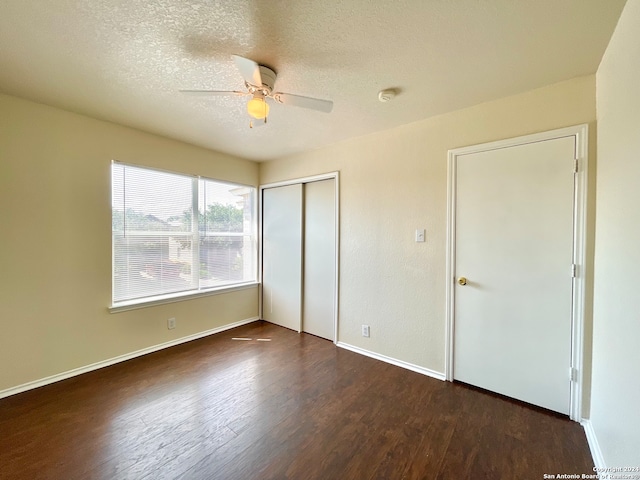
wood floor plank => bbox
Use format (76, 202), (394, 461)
(0, 321), (594, 480)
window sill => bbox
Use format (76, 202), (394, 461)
(109, 282), (260, 313)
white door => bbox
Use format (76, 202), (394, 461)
(454, 136), (575, 415)
(262, 184), (303, 331)
(303, 179), (336, 340)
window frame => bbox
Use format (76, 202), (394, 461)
(110, 161), (258, 313)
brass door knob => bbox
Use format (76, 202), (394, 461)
(458, 277), (467, 285)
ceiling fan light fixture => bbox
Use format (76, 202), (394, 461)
(247, 93), (269, 119)
(180, 56), (333, 123)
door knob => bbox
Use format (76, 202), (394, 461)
(458, 277), (467, 286)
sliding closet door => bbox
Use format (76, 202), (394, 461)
(302, 179), (336, 340)
(262, 184), (303, 331)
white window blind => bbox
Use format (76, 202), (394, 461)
(112, 162), (256, 305)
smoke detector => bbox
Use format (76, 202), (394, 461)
(378, 88), (397, 102)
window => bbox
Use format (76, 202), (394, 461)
(111, 162), (256, 306)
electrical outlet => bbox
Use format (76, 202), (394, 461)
(167, 317), (176, 330)
(362, 325), (370, 337)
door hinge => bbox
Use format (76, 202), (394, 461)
(569, 367), (578, 382)
(571, 264), (577, 278)
(574, 159), (579, 173)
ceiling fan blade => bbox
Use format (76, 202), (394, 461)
(272, 93), (333, 113)
(180, 90), (247, 96)
(232, 55), (262, 87)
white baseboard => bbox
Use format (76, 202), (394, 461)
(0, 317), (260, 400)
(336, 341), (446, 381)
(582, 419), (606, 470)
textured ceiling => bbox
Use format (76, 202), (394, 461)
(0, 0), (627, 161)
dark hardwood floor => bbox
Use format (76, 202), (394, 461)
(0, 321), (593, 479)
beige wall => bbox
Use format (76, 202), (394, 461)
(592, 0), (640, 466)
(0, 94), (259, 393)
(261, 76), (596, 382)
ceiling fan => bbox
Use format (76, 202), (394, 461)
(180, 55), (333, 128)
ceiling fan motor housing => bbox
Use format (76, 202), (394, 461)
(252, 65), (276, 94)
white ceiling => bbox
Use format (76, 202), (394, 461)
(0, 0), (626, 161)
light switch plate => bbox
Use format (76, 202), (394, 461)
(415, 229), (425, 243)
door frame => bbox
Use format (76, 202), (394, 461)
(445, 124), (589, 422)
(259, 172), (340, 343)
